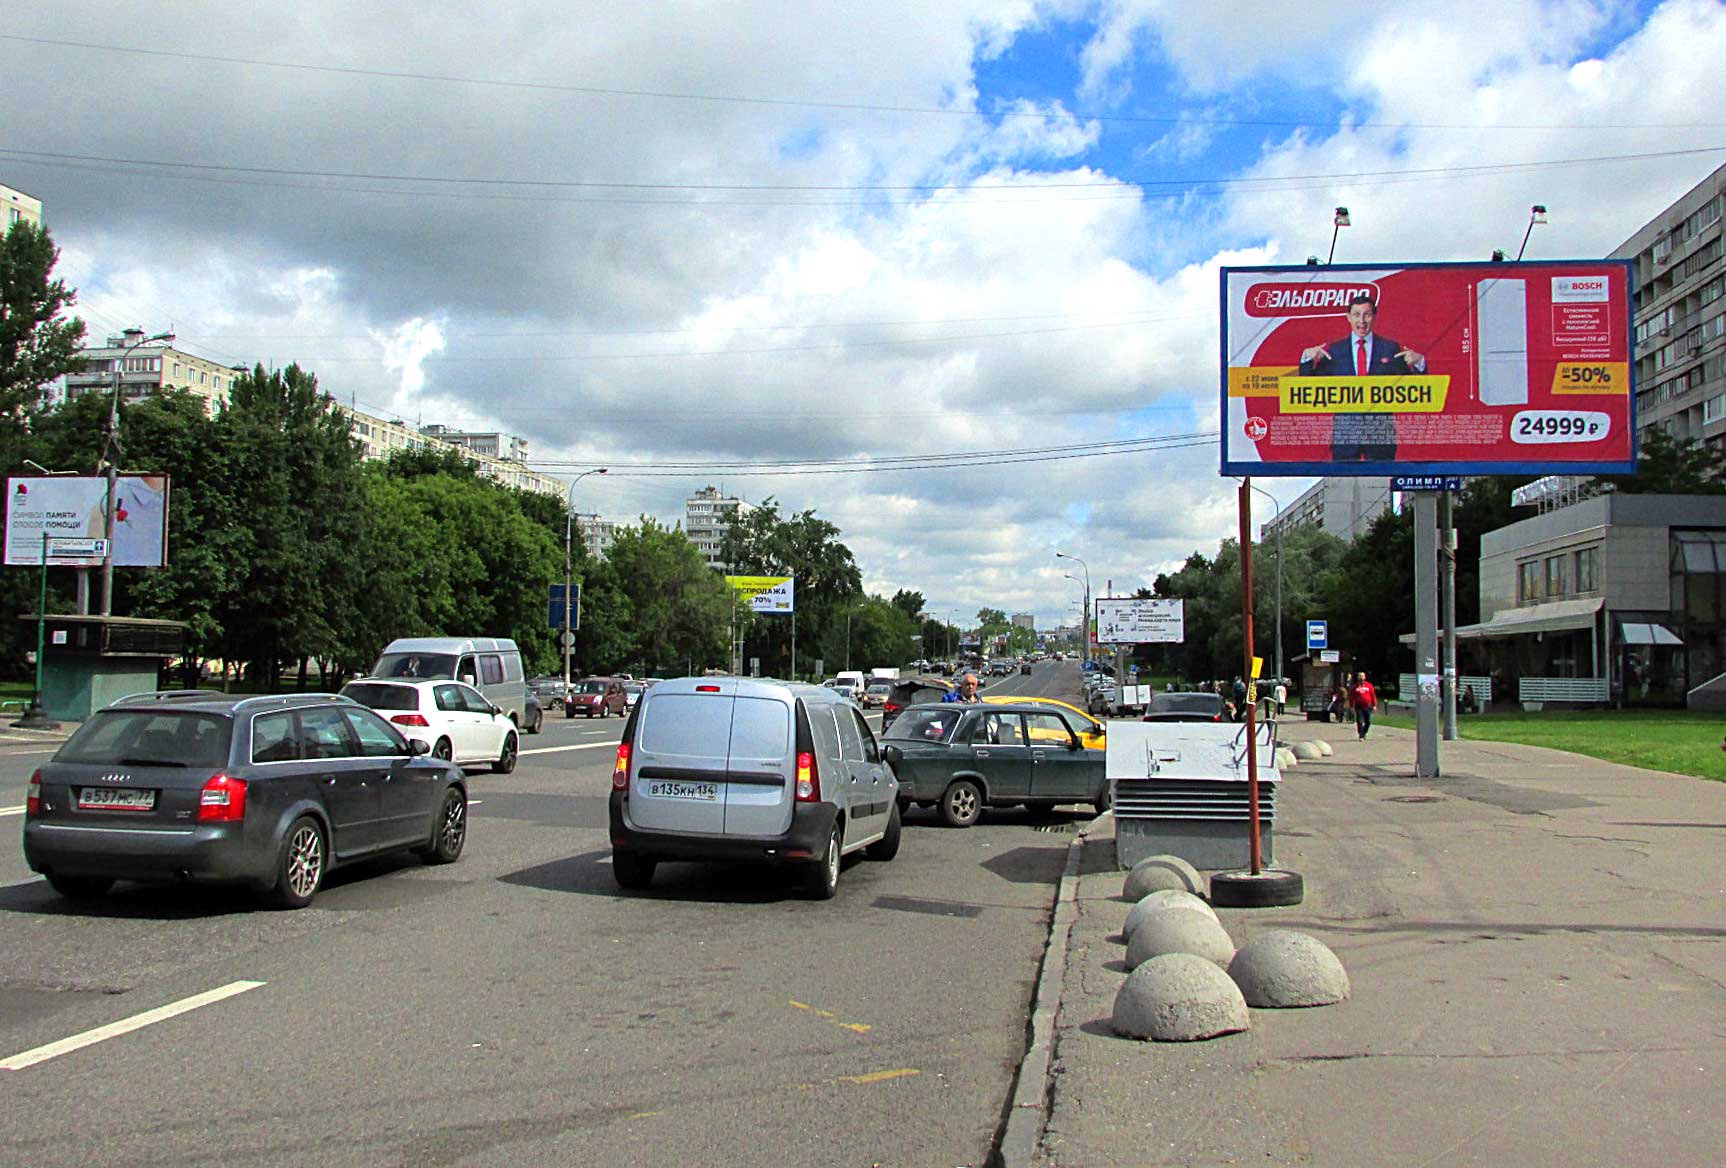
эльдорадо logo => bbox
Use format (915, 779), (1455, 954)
(1245, 282), (1380, 318)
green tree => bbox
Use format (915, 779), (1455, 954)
(719, 499), (862, 678)
(605, 517), (731, 674)
(0, 222), (85, 419)
(1601, 429), (1726, 494)
(890, 589), (925, 622)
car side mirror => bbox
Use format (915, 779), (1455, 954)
(883, 745), (901, 764)
(406, 738), (430, 757)
(1068, 738), (1083, 751)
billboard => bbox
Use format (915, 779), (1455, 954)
(1220, 261), (1635, 476)
(5, 475), (170, 567)
(1095, 597), (1184, 644)
(724, 574), (795, 613)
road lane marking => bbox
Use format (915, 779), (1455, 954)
(789, 999), (872, 1034)
(837, 1068), (919, 1085)
(0, 980), (266, 1071)
(521, 742), (616, 757)
(0, 806), (23, 818)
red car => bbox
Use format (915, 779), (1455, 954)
(564, 677), (628, 718)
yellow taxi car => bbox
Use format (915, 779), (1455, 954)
(981, 695), (1106, 750)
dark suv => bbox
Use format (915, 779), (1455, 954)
(22, 691), (468, 909)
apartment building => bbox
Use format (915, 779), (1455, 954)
(419, 426), (529, 463)
(65, 330), (243, 412)
(342, 407), (563, 497)
(2, 182), (42, 232)
(1259, 476), (1393, 544)
(685, 485), (752, 570)
(1612, 161), (1726, 444)
(578, 513), (618, 558)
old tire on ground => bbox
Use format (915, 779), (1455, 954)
(269, 816), (326, 909)
(806, 825), (842, 899)
(866, 802), (902, 861)
(419, 787), (467, 864)
(492, 731), (518, 774)
(939, 779), (983, 828)
(47, 874), (114, 900)
(1210, 868), (1305, 908)
(613, 851), (656, 890)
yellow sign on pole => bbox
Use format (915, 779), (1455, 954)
(1250, 656), (1264, 680)
(724, 575), (795, 613)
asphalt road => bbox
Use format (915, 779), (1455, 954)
(0, 662), (1093, 1167)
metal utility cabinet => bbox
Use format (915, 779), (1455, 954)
(23, 615), (188, 721)
(1105, 719), (1280, 870)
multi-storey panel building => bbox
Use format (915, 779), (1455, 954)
(686, 485), (752, 570)
(65, 331), (243, 412)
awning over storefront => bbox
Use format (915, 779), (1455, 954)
(1617, 621), (1683, 646)
(1399, 597), (1604, 645)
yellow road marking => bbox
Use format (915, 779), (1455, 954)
(837, 1068), (920, 1085)
(628, 1110), (661, 1119)
(789, 999), (871, 1033)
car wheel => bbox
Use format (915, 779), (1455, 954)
(527, 707), (543, 734)
(46, 874), (114, 900)
(269, 816), (326, 909)
(805, 824), (842, 899)
(433, 737), (453, 761)
(416, 787), (467, 864)
(1094, 783), (1113, 815)
(491, 731), (518, 774)
(939, 780), (983, 828)
(613, 851), (656, 889)
(866, 802), (902, 861)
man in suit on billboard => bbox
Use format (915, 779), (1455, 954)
(1300, 293), (1427, 462)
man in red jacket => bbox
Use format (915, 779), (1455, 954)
(1348, 671), (1378, 741)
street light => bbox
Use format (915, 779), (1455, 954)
(1056, 551), (1090, 664)
(1327, 206), (1351, 265)
(101, 329), (174, 616)
(1516, 204), (1548, 261)
(1246, 481), (1285, 685)
(563, 468), (607, 698)
(845, 602), (867, 671)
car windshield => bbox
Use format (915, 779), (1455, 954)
(57, 710), (232, 769)
(578, 680), (608, 694)
(374, 652), (459, 680)
(884, 708), (960, 744)
(867, 682), (891, 693)
(340, 682), (419, 711)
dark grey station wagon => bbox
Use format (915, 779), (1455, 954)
(22, 691), (468, 909)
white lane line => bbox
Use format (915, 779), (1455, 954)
(521, 742), (616, 757)
(0, 806), (23, 818)
(1, 980), (266, 1072)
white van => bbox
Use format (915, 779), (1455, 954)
(608, 676), (901, 897)
(372, 637), (528, 728)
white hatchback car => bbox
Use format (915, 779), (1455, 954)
(341, 679), (518, 773)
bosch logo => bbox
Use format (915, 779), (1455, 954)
(1245, 282), (1380, 318)
(1244, 416), (1269, 441)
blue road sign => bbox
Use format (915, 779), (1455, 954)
(1391, 475), (1464, 492)
(1306, 620), (1328, 651)
(549, 583), (581, 628)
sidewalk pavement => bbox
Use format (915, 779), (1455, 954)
(1030, 720), (1726, 1167)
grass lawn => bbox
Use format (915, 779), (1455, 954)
(1375, 708), (1726, 781)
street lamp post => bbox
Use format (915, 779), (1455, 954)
(563, 468), (607, 699)
(101, 329), (174, 616)
(1056, 551), (1090, 664)
(1327, 206), (1351, 264)
(1516, 204), (1548, 261)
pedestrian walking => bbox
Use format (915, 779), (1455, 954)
(1273, 679), (1288, 716)
(1349, 671), (1378, 740)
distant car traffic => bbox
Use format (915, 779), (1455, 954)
(566, 677), (628, 718)
(522, 692), (546, 734)
(862, 680), (892, 708)
(341, 679), (520, 772)
(527, 675), (569, 710)
(23, 691), (467, 909)
(881, 701), (1110, 827)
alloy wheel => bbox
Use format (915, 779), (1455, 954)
(440, 793), (467, 854)
(286, 823), (324, 899)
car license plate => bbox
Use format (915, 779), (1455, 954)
(647, 780), (718, 802)
(77, 787), (156, 811)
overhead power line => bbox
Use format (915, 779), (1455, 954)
(4, 33), (1723, 132)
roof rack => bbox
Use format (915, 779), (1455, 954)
(107, 689), (229, 706)
(231, 693), (355, 712)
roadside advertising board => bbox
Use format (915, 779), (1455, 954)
(724, 574), (795, 613)
(1219, 261), (1635, 476)
(1094, 597), (1184, 644)
(4, 475), (171, 567)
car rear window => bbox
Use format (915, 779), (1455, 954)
(729, 697), (790, 760)
(341, 682), (418, 711)
(1152, 694), (1224, 714)
(884, 708), (960, 743)
(57, 710), (232, 769)
(638, 693), (734, 759)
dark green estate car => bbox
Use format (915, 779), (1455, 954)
(880, 702), (1109, 827)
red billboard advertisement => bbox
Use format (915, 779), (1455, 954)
(1219, 261), (1636, 476)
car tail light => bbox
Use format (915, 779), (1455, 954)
(390, 713), (431, 727)
(197, 773), (248, 822)
(696, 684), (721, 693)
(612, 742), (631, 791)
(26, 769), (41, 816)
(795, 751), (820, 802)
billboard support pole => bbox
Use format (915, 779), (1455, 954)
(13, 533), (59, 730)
(1238, 479), (1263, 875)
(1441, 490), (1459, 741)
(1414, 492), (1442, 776)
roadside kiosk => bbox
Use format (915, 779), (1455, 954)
(21, 614), (188, 721)
(1292, 651), (1352, 721)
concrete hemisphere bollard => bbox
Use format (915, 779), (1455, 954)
(1124, 889), (1216, 940)
(1228, 930), (1351, 1007)
(1291, 741), (1323, 761)
(1112, 952), (1250, 1041)
(1314, 739), (1333, 756)
(1125, 904), (1235, 969)
(1274, 746), (1298, 769)
(1123, 853), (1205, 900)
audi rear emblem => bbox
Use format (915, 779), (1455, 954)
(98, 773), (131, 783)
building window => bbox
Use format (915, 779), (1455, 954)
(1575, 546), (1599, 593)
(1545, 555), (1570, 598)
(1518, 560), (1542, 604)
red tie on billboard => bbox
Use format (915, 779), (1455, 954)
(1356, 338), (1367, 376)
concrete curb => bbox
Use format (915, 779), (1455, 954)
(996, 810), (1111, 1168)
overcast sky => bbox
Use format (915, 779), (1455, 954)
(5, 1), (1723, 632)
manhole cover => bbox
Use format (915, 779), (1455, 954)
(1386, 795), (1442, 803)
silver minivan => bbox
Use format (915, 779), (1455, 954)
(607, 677), (901, 897)
(372, 637), (527, 728)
